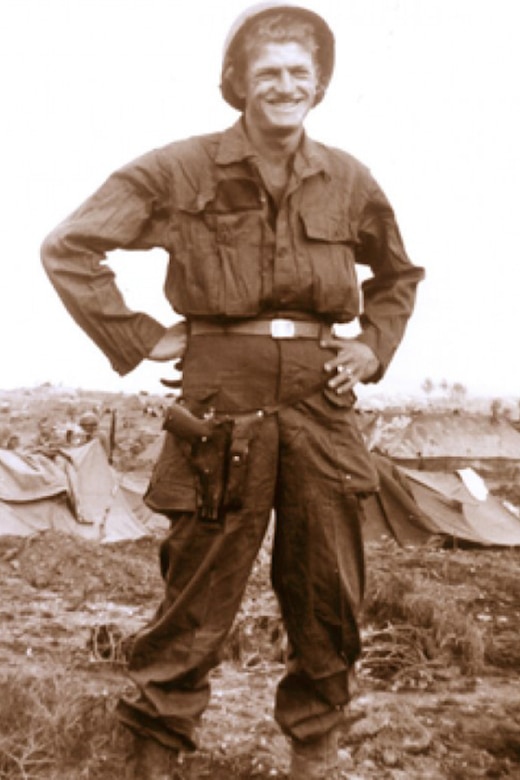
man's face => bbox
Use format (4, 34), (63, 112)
(241, 41), (319, 136)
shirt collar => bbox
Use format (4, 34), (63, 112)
(216, 119), (331, 180)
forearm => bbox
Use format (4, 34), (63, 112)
(41, 154), (170, 375)
(356, 180), (425, 381)
(41, 225), (166, 375)
(357, 266), (424, 381)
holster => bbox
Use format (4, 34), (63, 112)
(224, 414), (261, 511)
(190, 420), (233, 525)
(163, 402), (260, 526)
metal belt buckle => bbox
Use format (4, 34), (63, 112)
(270, 319), (295, 339)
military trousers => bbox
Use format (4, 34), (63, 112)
(117, 331), (378, 750)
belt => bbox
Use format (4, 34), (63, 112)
(189, 318), (329, 339)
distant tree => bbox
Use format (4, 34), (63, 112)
(447, 382), (467, 411)
(451, 382), (466, 395)
(421, 378), (435, 396)
(491, 398), (502, 422)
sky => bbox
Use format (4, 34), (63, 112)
(1, 0), (519, 399)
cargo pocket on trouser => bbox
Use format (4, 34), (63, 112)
(143, 430), (199, 516)
(320, 385), (379, 494)
(314, 389), (377, 656)
(143, 387), (220, 517)
(272, 394), (374, 740)
(121, 409), (278, 751)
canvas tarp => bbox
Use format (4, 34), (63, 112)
(123, 452), (520, 548)
(0, 440), (149, 542)
(2, 442), (519, 548)
(363, 412), (520, 462)
(363, 454), (520, 547)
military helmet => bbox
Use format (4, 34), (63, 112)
(79, 411), (98, 428)
(220, 2), (335, 111)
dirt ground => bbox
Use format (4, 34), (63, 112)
(0, 530), (519, 779)
(1, 387), (520, 779)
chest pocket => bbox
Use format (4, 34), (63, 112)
(299, 209), (361, 320)
(166, 178), (269, 316)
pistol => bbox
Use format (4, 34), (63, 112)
(163, 402), (215, 442)
(163, 401), (234, 524)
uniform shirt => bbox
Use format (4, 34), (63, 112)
(41, 119), (424, 378)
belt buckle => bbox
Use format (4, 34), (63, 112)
(270, 318), (295, 339)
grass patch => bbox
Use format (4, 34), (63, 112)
(0, 673), (123, 779)
(360, 541), (505, 686)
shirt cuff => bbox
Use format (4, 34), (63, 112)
(110, 318), (168, 376)
(355, 331), (385, 384)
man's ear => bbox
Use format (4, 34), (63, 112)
(313, 83), (325, 105)
(226, 65), (246, 100)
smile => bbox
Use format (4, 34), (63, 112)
(267, 99), (302, 108)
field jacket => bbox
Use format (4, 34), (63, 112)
(41, 119), (425, 378)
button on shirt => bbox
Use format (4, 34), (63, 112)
(41, 119), (425, 377)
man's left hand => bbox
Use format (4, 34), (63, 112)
(321, 337), (379, 394)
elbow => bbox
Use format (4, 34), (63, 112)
(40, 230), (58, 274)
(40, 226), (69, 279)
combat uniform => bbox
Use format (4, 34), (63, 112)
(41, 118), (424, 750)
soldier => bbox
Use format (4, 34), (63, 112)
(78, 410), (99, 440)
(6, 433), (21, 450)
(34, 417), (61, 449)
(41, 4), (424, 778)
(78, 410), (110, 455)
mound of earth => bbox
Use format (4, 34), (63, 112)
(0, 529), (519, 779)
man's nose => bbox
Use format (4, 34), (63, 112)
(275, 68), (295, 92)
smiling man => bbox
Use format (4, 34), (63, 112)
(41, 4), (424, 778)
(241, 41), (317, 129)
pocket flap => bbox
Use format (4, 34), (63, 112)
(143, 431), (199, 515)
(177, 189), (215, 215)
(300, 210), (356, 243)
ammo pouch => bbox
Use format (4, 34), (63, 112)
(162, 401), (260, 526)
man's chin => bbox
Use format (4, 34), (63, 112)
(264, 115), (305, 135)
(260, 125), (301, 142)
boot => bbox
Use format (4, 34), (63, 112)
(289, 728), (339, 779)
(125, 735), (179, 780)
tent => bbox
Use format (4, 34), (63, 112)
(362, 411), (520, 472)
(1, 441), (519, 548)
(363, 453), (520, 547)
(0, 440), (150, 542)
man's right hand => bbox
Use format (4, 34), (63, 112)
(148, 321), (188, 362)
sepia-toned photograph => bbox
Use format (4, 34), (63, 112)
(1, 1), (519, 777)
